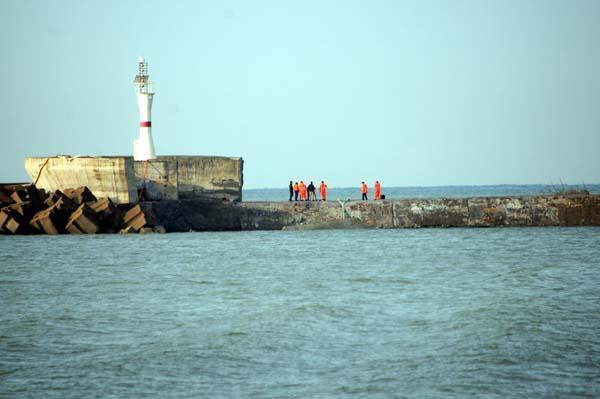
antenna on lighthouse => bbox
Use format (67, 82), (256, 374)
(133, 56), (156, 161)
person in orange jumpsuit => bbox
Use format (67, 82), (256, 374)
(361, 181), (368, 200)
(319, 181), (328, 201)
(374, 180), (381, 200)
(299, 181), (307, 201)
(293, 182), (299, 201)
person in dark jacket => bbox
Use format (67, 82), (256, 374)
(289, 181), (294, 201)
(307, 181), (316, 201)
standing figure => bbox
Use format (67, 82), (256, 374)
(361, 181), (368, 200)
(374, 180), (381, 200)
(299, 181), (307, 201)
(319, 181), (328, 201)
(289, 181), (294, 201)
(308, 181), (316, 201)
(293, 182), (299, 201)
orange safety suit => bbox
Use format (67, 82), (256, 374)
(361, 182), (368, 200)
(319, 182), (327, 201)
(374, 181), (381, 200)
(299, 182), (307, 201)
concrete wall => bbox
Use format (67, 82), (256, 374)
(132, 159), (179, 201)
(25, 156), (137, 204)
(161, 156), (243, 201)
(25, 155), (243, 204)
(142, 194), (600, 232)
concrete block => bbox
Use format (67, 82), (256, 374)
(10, 189), (28, 204)
(2, 201), (40, 220)
(65, 222), (84, 234)
(66, 204), (100, 234)
(0, 209), (32, 235)
(120, 204), (151, 232)
(63, 187), (97, 205)
(29, 200), (73, 234)
(52, 196), (75, 213)
(88, 197), (117, 218)
(126, 212), (148, 232)
(45, 190), (71, 208)
(0, 210), (11, 232)
(5, 216), (30, 235)
(30, 209), (61, 235)
(87, 198), (121, 230)
(123, 204), (143, 225)
(10, 185), (43, 206)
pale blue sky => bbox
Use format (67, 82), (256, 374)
(1, 1), (598, 188)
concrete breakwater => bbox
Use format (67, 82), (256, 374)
(141, 193), (600, 232)
(0, 184), (158, 235)
(25, 156), (244, 203)
(3, 182), (597, 234)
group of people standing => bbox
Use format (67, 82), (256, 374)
(288, 180), (383, 201)
(289, 181), (328, 201)
(361, 180), (382, 200)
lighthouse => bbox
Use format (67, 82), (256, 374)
(133, 56), (156, 161)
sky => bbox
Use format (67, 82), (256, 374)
(0, 1), (598, 189)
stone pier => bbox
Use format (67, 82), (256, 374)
(141, 194), (600, 232)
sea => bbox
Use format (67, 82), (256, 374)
(1, 185), (599, 398)
(243, 183), (600, 201)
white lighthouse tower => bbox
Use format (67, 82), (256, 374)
(133, 56), (156, 161)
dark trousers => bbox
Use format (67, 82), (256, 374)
(362, 193), (368, 200)
(294, 191), (299, 201)
(289, 190), (293, 201)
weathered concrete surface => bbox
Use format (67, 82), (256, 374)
(132, 159), (178, 201)
(159, 156), (243, 201)
(25, 155), (243, 204)
(141, 194), (600, 232)
(25, 157), (137, 204)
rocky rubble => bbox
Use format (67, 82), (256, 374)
(0, 184), (162, 235)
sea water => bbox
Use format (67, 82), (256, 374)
(1, 227), (599, 398)
(243, 183), (600, 201)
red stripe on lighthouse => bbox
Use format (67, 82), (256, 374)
(139, 121), (152, 127)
